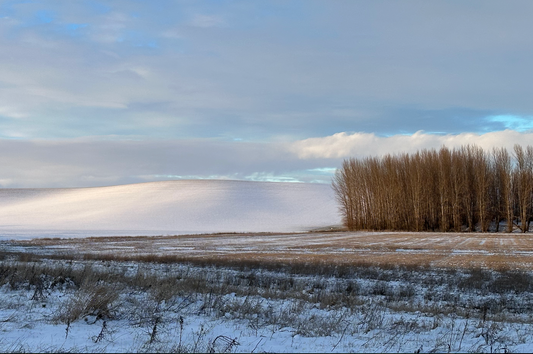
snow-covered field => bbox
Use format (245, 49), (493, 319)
(2, 249), (533, 353)
(3, 231), (533, 353)
(0, 180), (340, 239)
(1, 180), (533, 353)
(14, 231), (533, 270)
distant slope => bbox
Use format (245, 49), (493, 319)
(0, 180), (340, 238)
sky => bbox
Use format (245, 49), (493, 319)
(1, 0), (533, 187)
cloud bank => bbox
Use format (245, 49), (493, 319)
(1, 1), (533, 141)
(1, 2), (533, 187)
(0, 130), (530, 188)
(291, 130), (533, 159)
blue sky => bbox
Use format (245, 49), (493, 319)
(0, 0), (533, 187)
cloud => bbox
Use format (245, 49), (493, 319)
(189, 14), (225, 28)
(290, 130), (533, 159)
(0, 137), (319, 188)
(0, 105), (27, 119)
(2, 1), (533, 141)
(2, 2), (533, 188)
(1, 130), (531, 188)
(86, 11), (131, 43)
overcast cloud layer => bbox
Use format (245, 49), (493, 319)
(1, 1), (533, 187)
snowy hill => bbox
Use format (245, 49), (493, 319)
(0, 180), (340, 239)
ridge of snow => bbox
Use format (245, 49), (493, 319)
(0, 180), (340, 239)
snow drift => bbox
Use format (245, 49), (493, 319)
(0, 180), (340, 239)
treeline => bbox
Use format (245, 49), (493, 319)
(332, 145), (533, 232)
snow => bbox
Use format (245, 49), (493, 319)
(0, 180), (340, 239)
(2, 180), (533, 352)
(1, 258), (533, 353)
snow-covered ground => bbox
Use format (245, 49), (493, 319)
(15, 231), (533, 270)
(1, 255), (533, 353)
(1, 180), (533, 352)
(0, 180), (340, 239)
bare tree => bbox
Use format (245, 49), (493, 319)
(473, 146), (492, 232)
(438, 147), (453, 232)
(492, 147), (513, 232)
(513, 145), (533, 232)
(332, 144), (533, 233)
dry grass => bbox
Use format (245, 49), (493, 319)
(10, 230), (533, 271)
(54, 283), (121, 325)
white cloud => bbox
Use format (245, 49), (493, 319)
(87, 11), (131, 43)
(160, 28), (183, 39)
(189, 14), (225, 28)
(290, 130), (533, 159)
(0, 138), (307, 188)
(0, 106), (28, 118)
(0, 130), (530, 188)
(2, 0), (533, 184)
(244, 172), (302, 183)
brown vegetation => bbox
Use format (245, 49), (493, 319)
(2, 241), (532, 353)
(3, 241), (533, 327)
(333, 144), (533, 232)
(10, 231), (533, 271)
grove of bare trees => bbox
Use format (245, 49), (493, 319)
(332, 144), (533, 232)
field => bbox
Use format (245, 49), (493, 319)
(2, 231), (533, 353)
(0, 180), (339, 237)
(14, 230), (533, 270)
